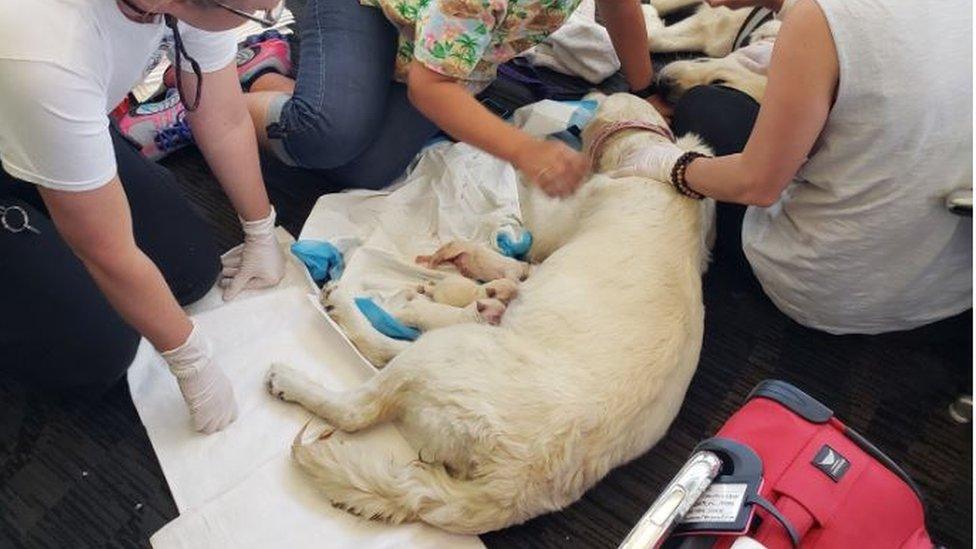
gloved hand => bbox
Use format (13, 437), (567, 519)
(220, 206), (286, 301)
(514, 139), (590, 198)
(161, 322), (238, 434)
(610, 140), (686, 184)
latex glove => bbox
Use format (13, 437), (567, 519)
(161, 322), (238, 434)
(514, 139), (590, 198)
(220, 206), (286, 301)
(610, 140), (686, 184)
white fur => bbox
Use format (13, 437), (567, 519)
(644, 2), (780, 103)
(643, 1), (749, 58)
(269, 94), (715, 535)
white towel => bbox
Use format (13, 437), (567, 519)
(128, 230), (483, 549)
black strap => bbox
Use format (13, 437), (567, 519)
(746, 494), (801, 548)
(732, 7), (775, 51)
(164, 15), (203, 112)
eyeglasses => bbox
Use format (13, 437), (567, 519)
(210, 1), (285, 28)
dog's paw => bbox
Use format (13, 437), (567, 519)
(483, 278), (520, 304)
(266, 363), (316, 403)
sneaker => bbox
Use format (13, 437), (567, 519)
(163, 29), (292, 90)
(114, 89), (193, 161)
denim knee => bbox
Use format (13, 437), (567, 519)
(270, 96), (380, 171)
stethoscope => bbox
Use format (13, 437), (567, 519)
(1, 205), (41, 235)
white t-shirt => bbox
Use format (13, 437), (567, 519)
(742, 0), (973, 334)
(0, 0), (236, 191)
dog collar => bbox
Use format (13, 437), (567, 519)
(586, 120), (676, 167)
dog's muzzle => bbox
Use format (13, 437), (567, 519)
(585, 120), (677, 167)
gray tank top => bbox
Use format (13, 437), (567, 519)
(742, 0), (973, 334)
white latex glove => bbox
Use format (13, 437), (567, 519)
(219, 206), (286, 301)
(610, 141), (685, 184)
(161, 322), (238, 434)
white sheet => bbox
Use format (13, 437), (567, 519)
(131, 101), (591, 547)
(128, 230), (483, 549)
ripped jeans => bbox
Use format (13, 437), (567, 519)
(265, 0), (439, 190)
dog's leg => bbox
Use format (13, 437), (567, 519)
(417, 240), (529, 282)
(647, 12), (709, 54)
(267, 362), (401, 432)
(322, 286), (410, 367)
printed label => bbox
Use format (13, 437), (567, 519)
(682, 483), (748, 524)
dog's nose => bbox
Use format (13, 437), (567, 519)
(477, 302), (486, 312)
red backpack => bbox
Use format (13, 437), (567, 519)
(624, 380), (934, 549)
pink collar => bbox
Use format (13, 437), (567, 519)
(586, 120), (676, 166)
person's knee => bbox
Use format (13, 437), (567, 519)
(280, 97), (380, 170)
(671, 85), (759, 156)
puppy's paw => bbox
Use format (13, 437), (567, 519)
(266, 362), (316, 403)
(483, 278), (520, 304)
(475, 298), (507, 325)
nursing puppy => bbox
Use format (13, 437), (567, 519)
(266, 94), (714, 534)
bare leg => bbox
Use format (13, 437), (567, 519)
(251, 73), (296, 93)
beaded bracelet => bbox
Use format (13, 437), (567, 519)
(669, 151), (708, 200)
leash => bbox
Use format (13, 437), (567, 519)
(585, 120), (676, 167)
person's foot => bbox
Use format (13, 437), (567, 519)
(114, 90), (194, 161)
(163, 30), (293, 90)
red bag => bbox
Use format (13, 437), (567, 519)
(667, 380), (933, 549)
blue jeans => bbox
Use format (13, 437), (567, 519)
(266, 0), (439, 190)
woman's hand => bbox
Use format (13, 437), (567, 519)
(515, 139), (590, 198)
(612, 140), (685, 184)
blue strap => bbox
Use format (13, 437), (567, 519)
(354, 297), (420, 341)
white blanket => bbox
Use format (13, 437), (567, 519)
(128, 231), (483, 549)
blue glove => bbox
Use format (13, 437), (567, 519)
(496, 229), (533, 260)
(291, 240), (344, 286)
(354, 297), (421, 341)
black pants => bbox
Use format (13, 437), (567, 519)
(0, 126), (220, 396)
(670, 85), (761, 285)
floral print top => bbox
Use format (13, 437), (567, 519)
(362, 0), (582, 92)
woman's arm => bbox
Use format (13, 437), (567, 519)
(597, 0), (653, 91)
(180, 62), (272, 221)
(407, 62), (589, 197)
(39, 179), (193, 351)
(684, 0), (838, 205)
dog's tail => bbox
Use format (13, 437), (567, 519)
(292, 425), (524, 535)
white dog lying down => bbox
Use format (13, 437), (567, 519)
(643, 0), (780, 103)
(265, 94), (715, 535)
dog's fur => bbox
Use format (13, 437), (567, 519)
(644, 0), (780, 103)
(266, 94), (715, 535)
